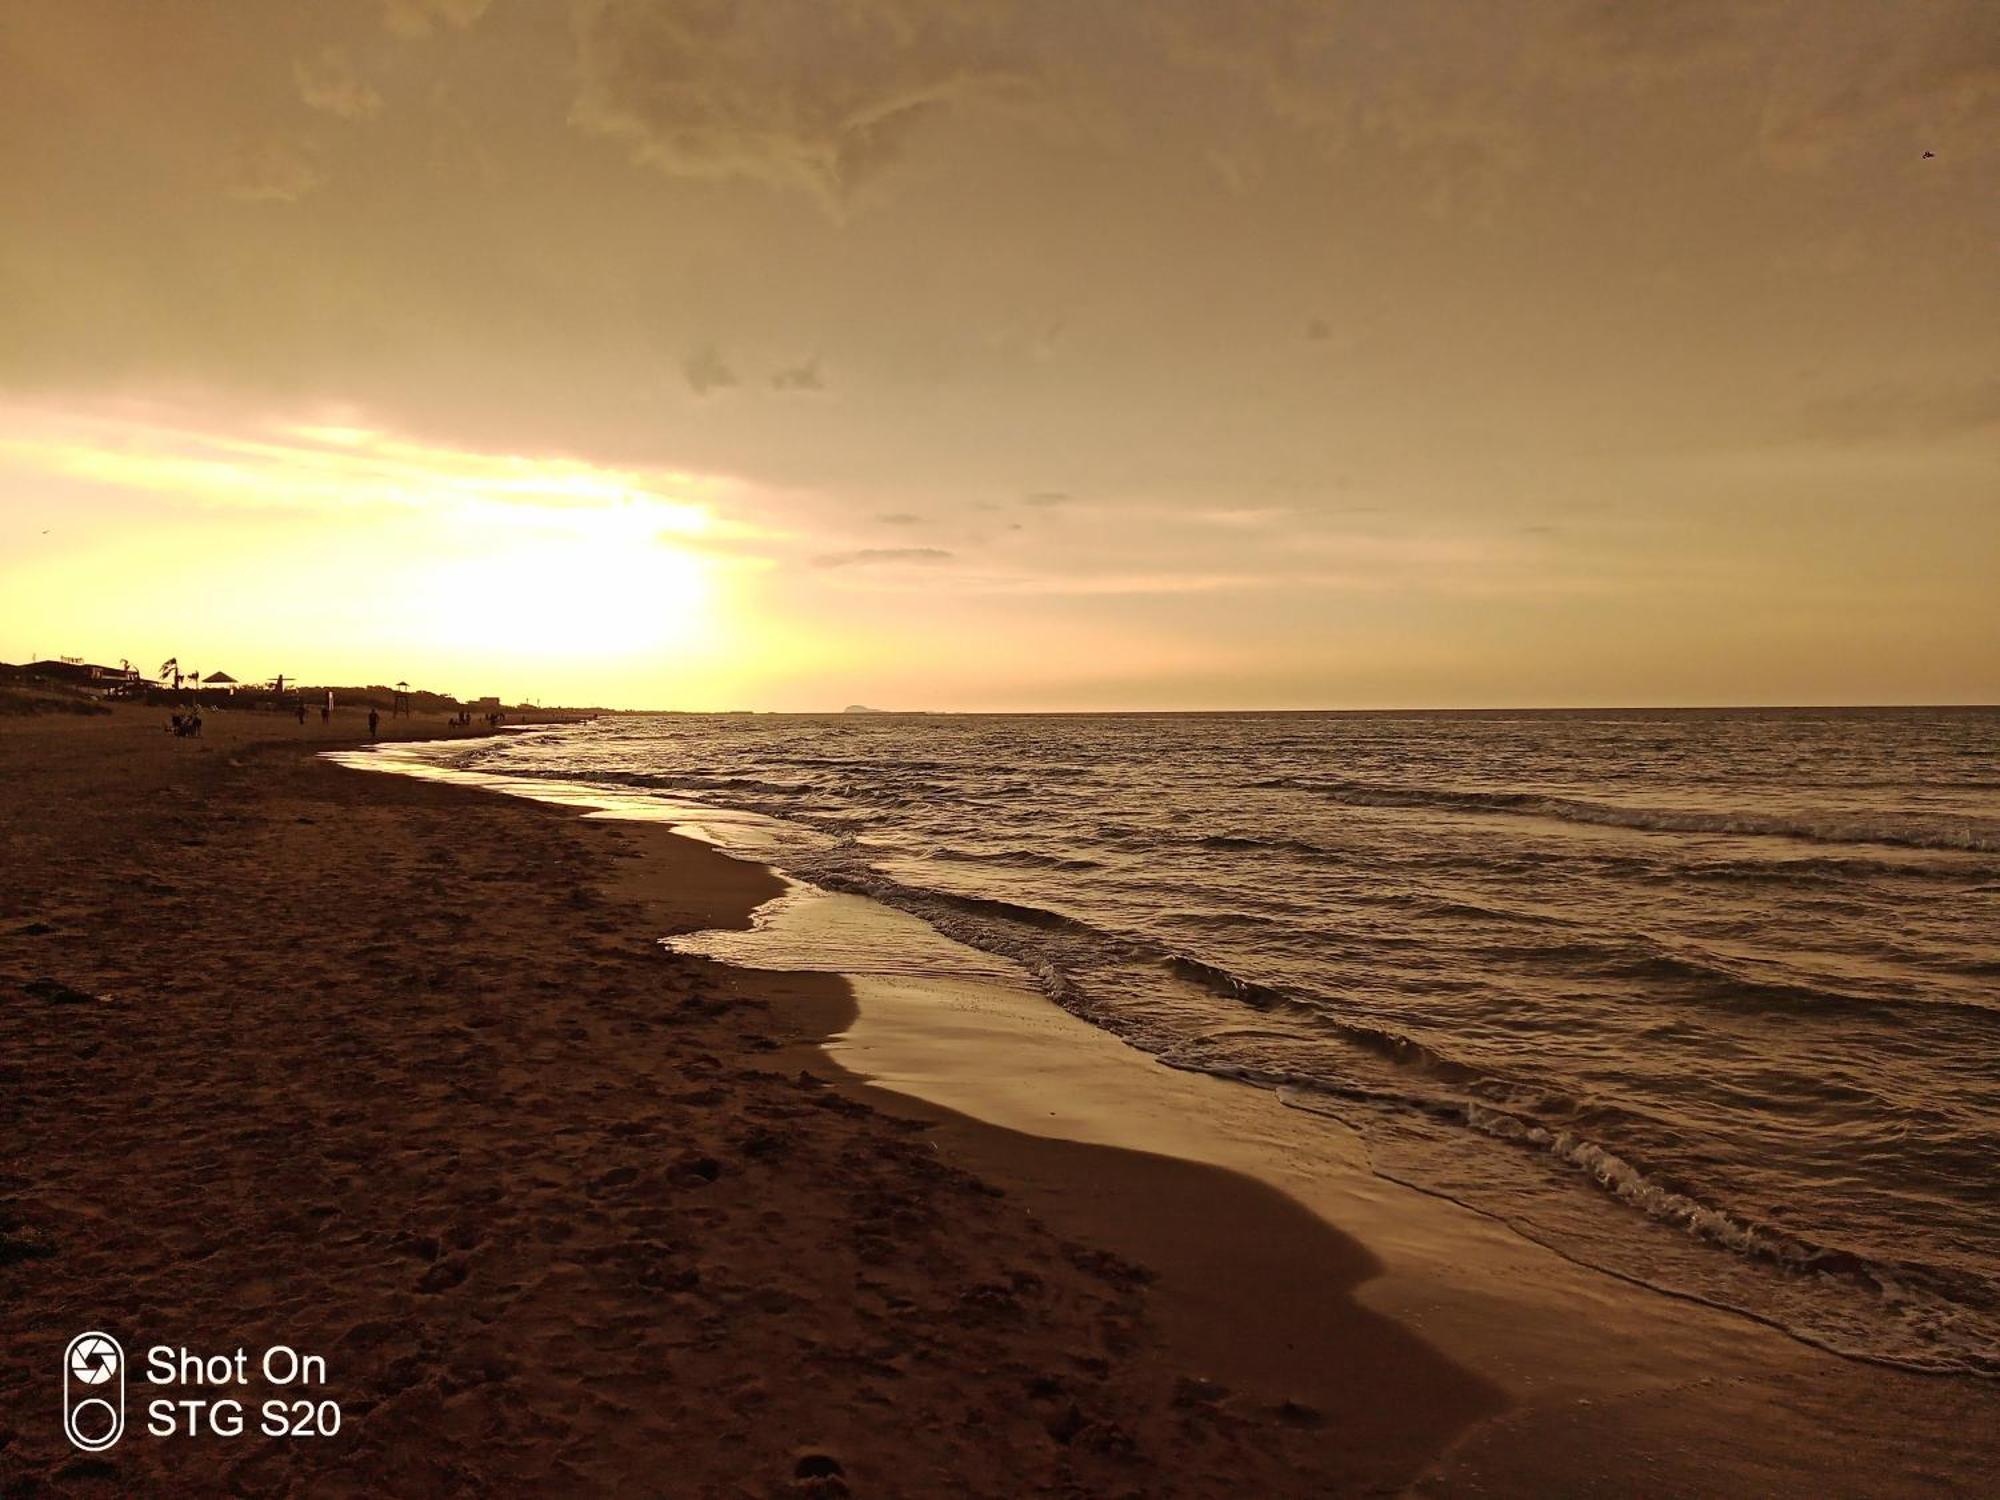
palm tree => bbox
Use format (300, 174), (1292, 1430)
(157, 657), (183, 691)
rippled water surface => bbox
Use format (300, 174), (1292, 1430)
(439, 708), (2000, 1374)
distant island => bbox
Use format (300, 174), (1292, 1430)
(842, 704), (887, 714)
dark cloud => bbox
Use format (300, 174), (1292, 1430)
(771, 356), (825, 392)
(682, 344), (737, 396)
(812, 546), (953, 567)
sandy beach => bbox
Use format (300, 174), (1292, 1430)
(7, 2), (1995, 1489)
(4, 706), (1998, 1497)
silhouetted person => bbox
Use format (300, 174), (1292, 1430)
(296, 703), (307, 725)
(368, 708), (380, 739)
(320, 703), (330, 724)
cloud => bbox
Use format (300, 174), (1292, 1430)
(971, 571), (1266, 597)
(1022, 490), (1071, 507)
(875, 511), (923, 525)
(812, 546), (953, 567)
(1361, 75), (1536, 222)
(382, 0), (492, 40)
(558, 1), (1577, 220)
(1160, 3), (1534, 220)
(295, 47), (385, 120)
(0, 402), (728, 534)
(1760, 1), (2000, 168)
(568, 0), (1038, 203)
(1796, 377), (2000, 443)
(1544, 0), (1765, 83)
(771, 356), (825, 392)
(682, 344), (737, 396)
(1186, 507), (1289, 528)
(226, 137), (323, 203)
(1304, 317), (1332, 342)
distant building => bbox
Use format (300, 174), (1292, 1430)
(197, 671), (239, 693)
(471, 696), (502, 710)
(26, 659), (143, 694)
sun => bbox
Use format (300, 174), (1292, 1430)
(411, 503), (723, 662)
(0, 401), (754, 698)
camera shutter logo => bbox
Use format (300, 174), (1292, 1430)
(63, 1332), (126, 1452)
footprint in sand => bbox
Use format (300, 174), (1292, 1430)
(792, 1451), (848, 1495)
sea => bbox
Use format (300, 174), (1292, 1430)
(381, 708), (2000, 1377)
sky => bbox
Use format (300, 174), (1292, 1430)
(1, 0), (1994, 710)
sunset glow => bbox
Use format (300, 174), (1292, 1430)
(2, 1), (1994, 709)
(5, 8), (1999, 1495)
(1, 402), (758, 702)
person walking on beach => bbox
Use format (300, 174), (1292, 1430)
(296, 703), (307, 726)
(368, 708), (380, 739)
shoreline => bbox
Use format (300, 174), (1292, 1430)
(4, 706), (1997, 1495)
(0, 706), (1493, 1495)
(337, 733), (1985, 1378)
(342, 733), (1512, 1469)
(643, 881), (1506, 1442)
(345, 729), (2000, 1492)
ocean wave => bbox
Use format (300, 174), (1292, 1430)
(1258, 776), (2000, 853)
(1265, 1079), (2000, 1376)
(1606, 940), (2000, 1024)
(1403, 895), (1569, 926)
(1681, 854), (2000, 885)
(924, 844), (1106, 872)
(805, 856), (1527, 1093)
(1160, 954), (1493, 1086)
(804, 867), (1139, 966)
(1191, 832), (1336, 857)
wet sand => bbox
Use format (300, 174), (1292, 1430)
(4, 706), (1996, 1496)
(723, 895), (2000, 1498)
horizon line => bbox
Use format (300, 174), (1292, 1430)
(597, 701), (2000, 716)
